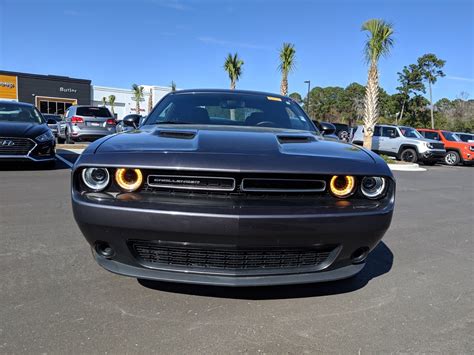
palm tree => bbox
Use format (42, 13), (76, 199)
(131, 84), (144, 115)
(361, 19), (394, 150)
(223, 53), (244, 90)
(148, 88), (153, 114)
(101, 97), (107, 107)
(108, 95), (116, 116)
(278, 43), (296, 96)
(170, 81), (177, 92)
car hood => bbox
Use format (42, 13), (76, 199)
(82, 125), (391, 176)
(404, 136), (440, 145)
(0, 121), (48, 138)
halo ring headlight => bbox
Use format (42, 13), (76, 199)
(82, 167), (110, 191)
(115, 168), (143, 192)
(361, 176), (386, 199)
(329, 175), (356, 198)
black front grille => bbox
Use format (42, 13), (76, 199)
(130, 240), (333, 271)
(431, 142), (444, 149)
(142, 171), (329, 196)
(0, 137), (35, 155)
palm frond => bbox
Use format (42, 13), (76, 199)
(361, 19), (394, 64)
(278, 42), (296, 75)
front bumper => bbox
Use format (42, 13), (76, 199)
(73, 187), (395, 286)
(461, 150), (474, 163)
(419, 149), (446, 161)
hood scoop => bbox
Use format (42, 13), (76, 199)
(157, 130), (196, 139)
(277, 135), (316, 144)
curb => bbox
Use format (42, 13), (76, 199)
(56, 148), (84, 154)
(388, 163), (426, 172)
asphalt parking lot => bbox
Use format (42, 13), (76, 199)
(0, 157), (473, 353)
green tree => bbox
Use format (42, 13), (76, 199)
(307, 86), (345, 121)
(131, 84), (144, 115)
(170, 81), (177, 92)
(403, 94), (431, 128)
(223, 53), (244, 90)
(101, 97), (107, 107)
(108, 95), (116, 116)
(361, 19), (394, 150)
(289, 92), (303, 103)
(417, 53), (446, 129)
(396, 64), (425, 123)
(278, 43), (296, 96)
(341, 83), (366, 125)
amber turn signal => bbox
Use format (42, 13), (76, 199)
(329, 175), (356, 198)
(115, 168), (143, 192)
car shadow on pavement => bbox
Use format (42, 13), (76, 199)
(0, 159), (70, 171)
(137, 242), (393, 300)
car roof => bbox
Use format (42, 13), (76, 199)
(0, 100), (34, 108)
(417, 128), (442, 132)
(170, 88), (290, 100)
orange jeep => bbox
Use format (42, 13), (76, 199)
(417, 129), (474, 166)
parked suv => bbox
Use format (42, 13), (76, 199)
(352, 124), (446, 164)
(417, 129), (474, 166)
(59, 106), (116, 143)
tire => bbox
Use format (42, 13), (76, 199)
(65, 130), (74, 144)
(444, 151), (460, 166)
(57, 136), (65, 144)
(338, 130), (349, 142)
(400, 148), (418, 163)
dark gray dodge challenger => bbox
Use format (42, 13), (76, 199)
(72, 89), (395, 286)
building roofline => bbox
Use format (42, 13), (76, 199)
(0, 70), (91, 84)
(172, 88), (288, 98)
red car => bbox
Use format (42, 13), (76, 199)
(417, 129), (474, 166)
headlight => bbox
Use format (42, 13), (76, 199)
(82, 168), (110, 191)
(425, 142), (434, 149)
(360, 176), (386, 199)
(469, 146), (474, 152)
(36, 130), (54, 142)
(329, 175), (356, 198)
(115, 168), (143, 192)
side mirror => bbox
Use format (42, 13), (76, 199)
(123, 116), (140, 129)
(319, 122), (336, 136)
(47, 119), (57, 125)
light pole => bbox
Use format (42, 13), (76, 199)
(304, 80), (311, 117)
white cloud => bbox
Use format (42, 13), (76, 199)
(446, 75), (474, 82)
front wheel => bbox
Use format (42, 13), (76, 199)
(400, 148), (418, 163)
(444, 151), (460, 166)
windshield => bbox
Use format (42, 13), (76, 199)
(442, 131), (461, 142)
(0, 102), (44, 124)
(144, 92), (317, 132)
(44, 114), (62, 121)
(76, 107), (113, 117)
(400, 127), (422, 138)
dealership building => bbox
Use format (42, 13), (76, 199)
(0, 70), (172, 119)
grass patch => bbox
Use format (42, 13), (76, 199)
(379, 154), (395, 164)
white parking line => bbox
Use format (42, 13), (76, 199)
(55, 154), (74, 169)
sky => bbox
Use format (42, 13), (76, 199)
(0, 0), (473, 101)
